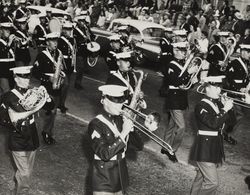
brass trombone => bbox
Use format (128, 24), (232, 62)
(121, 104), (174, 155)
(197, 85), (250, 109)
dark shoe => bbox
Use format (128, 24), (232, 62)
(49, 137), (56, 145)
(58, 106), (68, 114)
(161, 149), (178, 163)
(245, 176), (250, 190)
(74, 83), (83, 90)
(223, 133), (237, 145)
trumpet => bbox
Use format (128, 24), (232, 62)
(121, 104), (174, 155)
(197, 85), (250, 109)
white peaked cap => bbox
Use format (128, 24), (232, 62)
(45, 32), (60, 39)
(240, 44), (250, 50)
(217, 31), (230, 36)
(10, 66), (32, 74)
(62, 21), (73, 28)
(203, 76), (226, 84)
(108, 34), (121, 41)
(0, 22), (13, 28)
(98, 85), (128, 97)
(115, 51), (132, 60)
(173, 29), (187, 36)
(117, 25), (128, 31)
(19, 0), (26, 3)
(165, 27), (173, 32)
(172, 41), (188, 48)
(38, 13), (47, 18)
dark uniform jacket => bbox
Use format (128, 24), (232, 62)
(73, 25), (95, 58)
(88, 113), (129, 192)
(106, 70), (136, 101)
(33, 24), (48, 47)
(164, 59), (192, 110)
(15, 7), (29, 19)
(58, 36), (76, 75)
(0, 86), (54, 151)
(33, 48), (64, 96)
(225, 57), (249, 93)
(15, 30), (31, 63)
(105, 47), (122, 71)
(190, 97), (229, 164)
(207, 42), (227, 76)
(159, 37), (173, 76)
(0, 38), (15, 78)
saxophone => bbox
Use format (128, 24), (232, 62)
(52, 50), (66, 90)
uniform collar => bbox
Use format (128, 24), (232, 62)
(15, 86), (28, 94)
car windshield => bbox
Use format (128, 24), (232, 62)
(142, 28), (164, 40)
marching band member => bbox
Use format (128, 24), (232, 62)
(158, 27), (174, 96)
(0, 4), (13, 23)
(0, 66), (54, 195)
(105, 34), (123, 71)
(223, 43), (250, 145)
(88, 84), (133, 195)
(0, 22), (15, 94)
(190, 76), (233, 195)
(106, 52), (145, 151)
(14, 16), (31, 67)
(73, 13), (95, 90)
(172, 29), (187, 43)
(206, 31), (229, 76)
(15, 0), (30, 20)
(57, 21), (76, 113)
(161, 41), (198, 163)
(33, 32), (65, 145)
(33, 13), (49, 53)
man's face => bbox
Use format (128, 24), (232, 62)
(220, 36), (227, 44)
(103, 97), (124, 116)
(117, 59), (131, 72)
(2, 28), (11, 38)
(19, 22), (26, 31)
(40, 17), (46, 24)
(111, 41), (121, 50)
(206, 85), (221, 99)
(241, 50), (250, 61)
(47, 39), (58, 51)
(173, 48), (187, 60)
(15, 76), (30, 89)
(62, 28), (72, 37)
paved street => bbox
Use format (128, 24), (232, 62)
(1, 56), (250, 194)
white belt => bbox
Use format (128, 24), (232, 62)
(169, 85), (179, 89)
(38, 38), (45, 40)
(234, 79), (243, 83)
(94, 152), (125, 161)
(198, 130), (218, 136)
(0, 58), (15, 62)
(162, 52), (170, 56)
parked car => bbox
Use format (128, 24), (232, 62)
(91, 19), (166, 66)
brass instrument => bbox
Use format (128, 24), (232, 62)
(8, 86), (49, 124)
(220, 38), (236, 72)
(121, 69), (174, 155)
(197, 84), (250, 109)
(179, 55), (203, 90)
(46, 51), (66, 90)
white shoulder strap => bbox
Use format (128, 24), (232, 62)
(237, 57), (248, 75)
(16, 30), (27, 39)
(201, 99), (220, 114)
(38, 24), (46, 36)
(111, 71), (134, 93)
(76, 27), (86, 39)
(216, 43), (226, 58)
(96, 114), (121, 138)
(11, 89), (24, 100)
(170, 60), (183, 71)
(61, 36), (74, 52)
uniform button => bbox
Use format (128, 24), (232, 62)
(206, 138), (208, 141)
(107, 133), (110, 136)
(114, 143), (117, 146)
(108, 146), (111, 148)
(100, 165), (103, 168)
